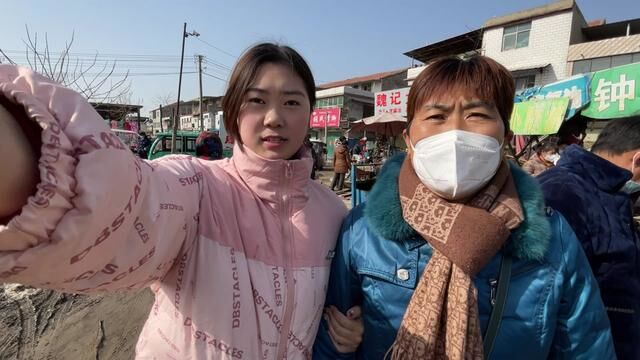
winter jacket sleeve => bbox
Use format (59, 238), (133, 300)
(0, 65), (204, 294)
(313, 211), (361, 359)
(549, 212), (616, 359)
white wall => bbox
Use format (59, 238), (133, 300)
(406, 66), (427, 86)
(482, 10), (575, 86)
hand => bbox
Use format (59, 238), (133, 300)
(324, 305), (364, 354)
(0, 103), (39, 219)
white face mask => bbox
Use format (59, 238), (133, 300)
(410, 130), (502, 200)
(545, 153), (561, 165)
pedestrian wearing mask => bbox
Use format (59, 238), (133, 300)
(314, 55), (614, 359)
(538, 116), (640, 360)
(522, 142), (560, 176)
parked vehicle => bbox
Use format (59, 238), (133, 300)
(148, 131), (233, 160)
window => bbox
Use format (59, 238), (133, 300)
(572, 59), (592, 75)
(503, 22), (531, 51)
(571, 53), (640, 75)
(612, 54), (633, 67)
(315, 96), (344, 109)
(514, 75), (536, 91)
(185, 138), (196, 152)
(153, 138), (183, 154)
(591, 57), (612, 72)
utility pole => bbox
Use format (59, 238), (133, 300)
(197, 54), (204, 132)
(173, 22), (199, 153)
(159, 104), (164, 132)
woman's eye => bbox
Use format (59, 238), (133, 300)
(426, 114), (445, 121)
(248, 97), (265, 104)
(285, 100), (301, 106)
(468, 112), (490, 119)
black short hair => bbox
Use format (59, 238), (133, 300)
(591, 116), (640, 155)
(535, 142), (558, 154)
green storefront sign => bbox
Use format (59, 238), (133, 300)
(510, 97), (570, 135)
(582, 62), (640, 119)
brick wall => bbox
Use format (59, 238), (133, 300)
(482, 10), (575, 86)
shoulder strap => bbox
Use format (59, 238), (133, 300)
(483, 255), (512, 359)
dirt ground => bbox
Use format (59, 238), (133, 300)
(0, 285), (154, 360)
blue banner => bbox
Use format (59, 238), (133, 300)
(514, 74), (591, 120)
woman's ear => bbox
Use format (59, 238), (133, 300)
(403, 129), (413, 157)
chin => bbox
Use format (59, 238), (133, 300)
(261, 149), (295, 160)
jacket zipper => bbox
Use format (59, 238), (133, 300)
(275, 163), (295, 359)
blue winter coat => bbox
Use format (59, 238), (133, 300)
(537, 145), (640, 360)
(313, 154), (615, 359)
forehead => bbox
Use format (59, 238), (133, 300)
(249, 63), (307, 92)
(421, 91), (496, 110)
(422, 81), (498, 105)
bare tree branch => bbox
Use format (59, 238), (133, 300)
(153, 92), (175, 106)
(21, 27), (131, 104)
(0, 48), (16, 64)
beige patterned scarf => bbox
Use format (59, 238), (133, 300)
(388, 157), (524, 360)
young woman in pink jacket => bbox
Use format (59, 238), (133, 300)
(0, 43), (358, 359)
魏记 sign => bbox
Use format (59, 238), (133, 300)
(582, 62), (640, 119)
(375, 87), (410, 116)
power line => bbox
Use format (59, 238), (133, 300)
(194, 37), (237, 59)
(203, 58), (231, 71)
(2, 49), (185, 59)
(77, 71), (198, 77)
(203, 72), (227, 82)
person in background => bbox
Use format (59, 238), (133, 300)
(372, 134), (389, 163)
(331, 136), (350, 191)
(521, 142), (559, 176)
(304, 134), (318, 179)
(537, 116), (640, 360)
(351, 137), (367, 163)
(137, 131), (152, 159)
(195, 130), (224, 160)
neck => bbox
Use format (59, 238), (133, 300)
(594, 151), (629, 171)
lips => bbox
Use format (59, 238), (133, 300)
(261, 136), (287, 143)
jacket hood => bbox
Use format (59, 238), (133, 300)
(557, 144), (631, 192)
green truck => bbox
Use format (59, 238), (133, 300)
(148, 131), (232, 160)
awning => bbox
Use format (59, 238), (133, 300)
(507, 63), (550, 72)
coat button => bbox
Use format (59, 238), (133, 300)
(397, 269), (409, 281)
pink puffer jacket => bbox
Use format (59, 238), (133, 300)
(0, 65), (347, 359)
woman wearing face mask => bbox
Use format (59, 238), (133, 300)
(522, 142), (560, 176)
(313, 56), (614, 359)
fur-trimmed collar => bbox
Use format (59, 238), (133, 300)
(364, 153), (551, 261)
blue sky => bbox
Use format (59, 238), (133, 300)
(1, 0), (638, 113)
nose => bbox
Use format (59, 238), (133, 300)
(264, 106), (284, 128)
(442, 110), (467, 132)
